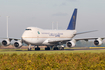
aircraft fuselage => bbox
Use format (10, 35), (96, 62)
(22, 27), (76, 46)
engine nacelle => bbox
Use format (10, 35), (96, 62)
(14, 41), (22, 48)
(94, 38), (102, 46)
(2, 39), (10, 46)
(66, 39), (76, 47)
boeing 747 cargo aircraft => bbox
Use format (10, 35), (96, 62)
(1, 8), (105, 51)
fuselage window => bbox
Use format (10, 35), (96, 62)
(25, 29), (31, 30)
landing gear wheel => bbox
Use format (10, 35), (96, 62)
(45, 47), (50, 50)
(53, 47), (59, 50)
(35, 47), (40, 51)
(28, 48), (32, 51)
(59, 47), (64, 50)
(61, 47), (64, 50)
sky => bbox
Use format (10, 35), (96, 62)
(0, 0), (105, 39)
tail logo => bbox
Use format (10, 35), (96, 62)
(67, 8), (77, 30)
(73, 16), (75, 20)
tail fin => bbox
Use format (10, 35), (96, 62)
(67, 8), (77, 30)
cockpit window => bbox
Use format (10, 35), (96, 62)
(25, 29), (31, 30)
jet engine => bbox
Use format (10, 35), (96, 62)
(14, 41), (22, 48)
(66, 39), (76, 47)
(94, 38), (102, 46)
(2, 39), (10, 46)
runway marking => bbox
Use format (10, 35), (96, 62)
(89, 47), (105, 49)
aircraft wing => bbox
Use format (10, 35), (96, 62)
(75, 30), (98, 35)
(0, 37), (21, 41)
(74, 37), (105, 41)
(48, 37), (105, 44)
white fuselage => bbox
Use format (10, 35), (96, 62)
(21, 27), (77, 46)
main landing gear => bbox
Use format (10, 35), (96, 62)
(45, 46), (50, 50)
(35, 46), (40, 51)
(28, 44), (40, 51)
(53, 46), (64, 50)
(27, 44), (64, 51)
(59, 47), (64, 50)
(44, 45), (64, 50)
(53, 47), (59, 50)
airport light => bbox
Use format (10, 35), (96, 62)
(7, 16), (9, 38)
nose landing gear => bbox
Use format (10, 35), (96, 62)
(28, 44), (32, 51)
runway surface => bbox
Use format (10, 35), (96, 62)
(1, 47), (105, 51)
(0, 47), (105, 54)
(13, 47), (105, 51)
(65, 48), (105, 51)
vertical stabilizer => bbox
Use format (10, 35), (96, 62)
(67, 8), (77, 30)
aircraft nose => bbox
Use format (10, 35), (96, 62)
(21, 31), (26, 40)
(21, 36), (24, 40)
(21, 35), (24, 41)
